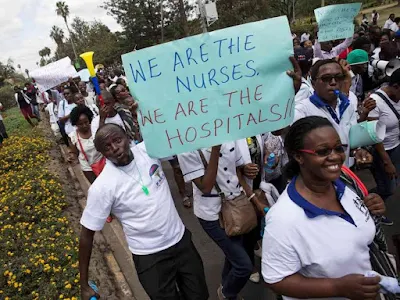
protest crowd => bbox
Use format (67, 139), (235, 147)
(5, 3), (400, 300)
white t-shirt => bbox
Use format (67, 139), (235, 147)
(69, 130), (103, 171)
(370, 89), (400, 150)
(84, 92), (96, 107)
(91, 113), (125, 137)
(262, 178), (375, 300)
(384, 19), (394, 29)
(80, 142), (185, 255)
(300, 33), (310, 43)
(57, 100), (77, 135)
(294, 97), (358, 166)
(178, 142), (244, 221)
(390, 22), (399, 32)
(45, 102), (58, 124)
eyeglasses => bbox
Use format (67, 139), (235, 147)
(316, 74), (346, 83)
(299, 145), (346, 157)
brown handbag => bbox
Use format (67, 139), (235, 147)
(198, 150), (257, 237)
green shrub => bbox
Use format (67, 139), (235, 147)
(0, 86), (16, 110)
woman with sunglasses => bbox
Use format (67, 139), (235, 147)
(294, 59), (372, 168)
(262, 116), (385, 299)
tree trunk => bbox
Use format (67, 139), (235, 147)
(178, 0), (189, 37)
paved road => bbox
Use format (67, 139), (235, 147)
(163, 163), (400, 300)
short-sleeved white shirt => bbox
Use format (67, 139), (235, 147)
(57, 100), (76, 135)
(178, 142), (244, 221)
(262, 178), (375, 300)
(80, 142), (185, 255)
(370, 90), (400, 150)
(91, 113), (125, 137)
(45, 102), (58, 124)
(294, 97), (358, 166)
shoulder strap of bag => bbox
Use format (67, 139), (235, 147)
(197, 150), (226, 200)
(375, 91), (400, 119)
(77, 133), (90, 163)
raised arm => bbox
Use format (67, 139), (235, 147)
(333, 37), (354, 56)
(192, 145), (221, 194)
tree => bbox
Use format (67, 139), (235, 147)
(102, 0), (194, 50)
(56, 1), (78, 61)
(50, 26), (65, 46)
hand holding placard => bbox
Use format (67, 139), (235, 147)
(122, 16), (295, 158)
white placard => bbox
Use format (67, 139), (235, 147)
(30, 57), (78, 92)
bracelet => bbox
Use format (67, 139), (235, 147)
(248, 193), (256, 201)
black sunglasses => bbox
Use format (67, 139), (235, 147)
(316, 74), (346, 83)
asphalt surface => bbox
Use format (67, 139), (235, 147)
(163, 162), (400, 300)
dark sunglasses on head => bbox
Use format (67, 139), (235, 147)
(299, 145), (346, 157)
(316, 74), (346, 83)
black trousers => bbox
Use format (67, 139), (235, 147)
(132, 230), (209, 300)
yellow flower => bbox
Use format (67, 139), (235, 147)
(65, 283), (72, 289)
(59, 295), (64, 299)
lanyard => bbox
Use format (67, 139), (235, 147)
(118, 156), (150, 196)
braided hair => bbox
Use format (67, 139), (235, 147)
(284, 116), (333, 179)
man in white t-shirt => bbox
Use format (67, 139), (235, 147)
(390, 17), (400, 32)
(79, 124), (208, 300)
(57, 87), (77, 144)
(91, 91), (125, 136)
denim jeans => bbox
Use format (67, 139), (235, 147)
(31, 104), (41, 120)
(198, 218), (252, 300)
(372, 144), (400, 200)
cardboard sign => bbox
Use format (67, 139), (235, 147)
(122, 16), (295, 158)
(30, 57), (78, 92)
(315, 3), (362, 42)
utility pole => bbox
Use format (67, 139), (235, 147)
(197, 0), (208, 33)
(321, 0), (325, 7)
(161, 1), (165, 42)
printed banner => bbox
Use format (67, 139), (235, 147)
(122, 16), (295, 158)
(315, 3), (362, 42)
(30, 57), (78, 92)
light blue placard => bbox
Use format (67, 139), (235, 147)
(122, 16), (294, 158)
(315, 3), (362, 42)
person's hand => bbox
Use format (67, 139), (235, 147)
(335, 274), (380, 300)
(99, 105), (108, 121)
(362, 97), (377, 114)
(251, 195), (268, 216)
(337, 58), (352, 96)
(364, 193), (386, 216)
(287, 56), (302, 94)
(383, 160), (397, 179)
(127, 100), (138, 114)
(81, 283), (100, 300)
(243, 163), (259, 179)
(355, 148), (373, 166)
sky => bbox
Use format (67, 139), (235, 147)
(0, 0), (123, 73)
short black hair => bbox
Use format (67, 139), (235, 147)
(310, 59), (341, 80)
(395, 17), (400, 23)
(284, 116), (334, 179)
(389, 68), (400, 86)
(70, 105), (94, 126)
(352, 36), (371, 50)
(94, 123), (127, 151)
